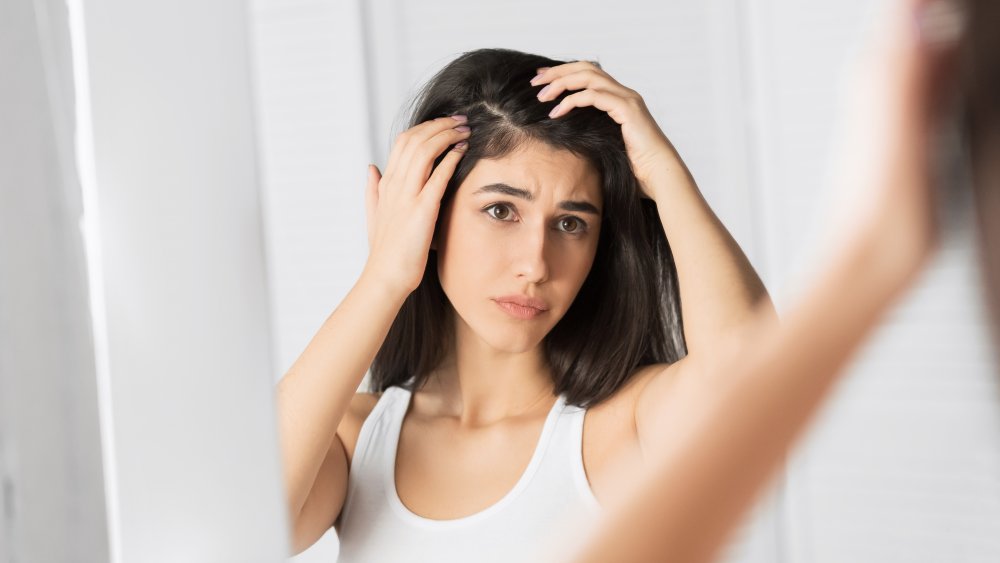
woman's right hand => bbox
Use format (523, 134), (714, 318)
(362, 115), (471, 296)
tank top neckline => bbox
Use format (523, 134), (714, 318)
(382, 385), (569, 529)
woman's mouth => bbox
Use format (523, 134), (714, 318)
(493, 299), (547, 320)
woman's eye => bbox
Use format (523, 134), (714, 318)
(485, 203), (513, 221)
(560, 217), (582, 233)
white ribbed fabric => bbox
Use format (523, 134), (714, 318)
(335, 383), (606, 563)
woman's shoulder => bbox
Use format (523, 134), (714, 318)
(591, 363), (667, 413)
(578, 364), (671, 503)
(582, 363), (668, 445)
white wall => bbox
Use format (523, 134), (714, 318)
(251, 0), (1000, 562)
(249, 2), (373, 560)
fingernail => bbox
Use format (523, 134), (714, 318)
(915, 0), (965, 47)
(537, 84), (552, 98)
(451, 114), (468, 122)
(530, 68), (550, 85)
(548, 104), (563, 118)
(455, 141), (468, 150)
(455, 125), (470, 133)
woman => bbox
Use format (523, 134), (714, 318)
(277, 30), (772, 563)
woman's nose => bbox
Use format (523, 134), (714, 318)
(514, 227), (549, 284)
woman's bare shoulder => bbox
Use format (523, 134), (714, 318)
(593, 364), (669, 413)
(580, 365), (672, 505)
(584, 364), (670, 438)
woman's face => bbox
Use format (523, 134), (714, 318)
(434, 138), (603, 354)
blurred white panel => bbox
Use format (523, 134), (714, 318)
(0, 0), (109, 561)
(81, 0), (288, 560)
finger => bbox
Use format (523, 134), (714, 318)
(401, 125), (471, 194)
(420, 140), (468, 206)
(386, 115), (468, 178)
(365, 164), (381, 250)
(530, 60), (606, 86)
(549, 89), (636, 124)
(535, 68), (634, 103)
(397, 118), (469, 189)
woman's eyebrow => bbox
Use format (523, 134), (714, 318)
(472, 183), (601, 215)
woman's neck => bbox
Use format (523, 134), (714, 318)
(417, 335), (556, 428)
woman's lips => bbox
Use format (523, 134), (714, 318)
(493, 299), (546, 320)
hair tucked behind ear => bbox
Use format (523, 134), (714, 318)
(367, 47), (686, 409)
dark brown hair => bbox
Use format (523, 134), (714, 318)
(367, 48), (686, 408)
(962, 0), (1000, 350)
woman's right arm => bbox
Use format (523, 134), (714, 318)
(274, 114), (471, 553)
(276, 267), (409, 550)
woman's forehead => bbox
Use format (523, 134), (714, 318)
(461, 142), (602, 202)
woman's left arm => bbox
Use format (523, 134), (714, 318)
(533, 66), (777, 357)
(642, 147), (777, 355)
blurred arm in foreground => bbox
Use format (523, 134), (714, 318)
(553, 0), (981, 561)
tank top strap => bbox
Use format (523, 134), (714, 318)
(347, 385), (410, 477)
(532, 398), (603, 512)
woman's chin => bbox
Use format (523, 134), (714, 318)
(478, 328), (546, 355)
(451, 304), (556, 355)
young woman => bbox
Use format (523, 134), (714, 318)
(277, 33), (773, 563)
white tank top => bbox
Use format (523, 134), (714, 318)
(335, 383), (606, 562)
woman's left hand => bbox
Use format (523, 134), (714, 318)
(531, 61), (685, 200)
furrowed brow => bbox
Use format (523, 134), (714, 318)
(473, 183), (601, 215)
